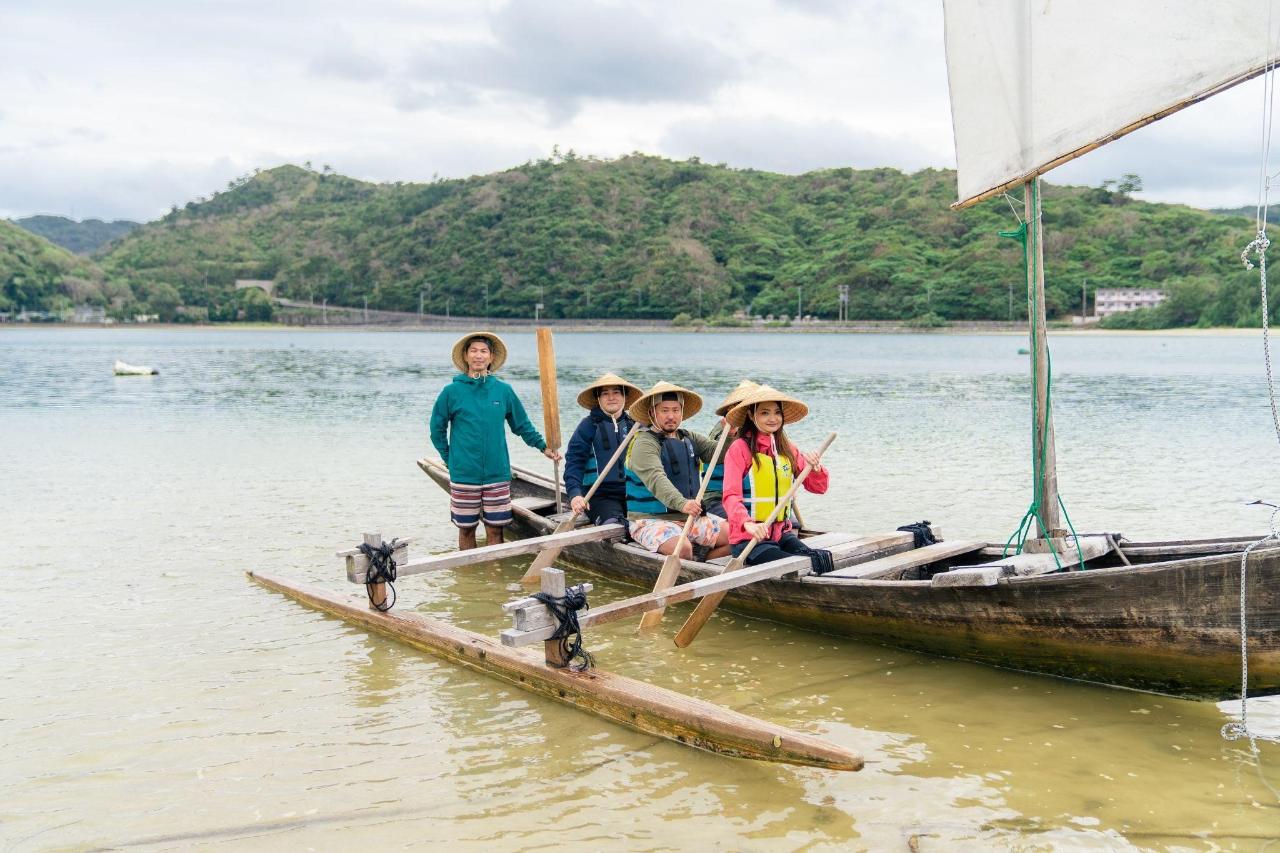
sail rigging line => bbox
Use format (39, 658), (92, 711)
(1222, 16), (1280, 768)
(997, 180), (1084, 570)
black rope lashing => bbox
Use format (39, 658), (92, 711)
(358, 538), (399, 612)
(532, 584), (595, 671)
(789, 540), (836, 575)
(896, 520), (937, 549)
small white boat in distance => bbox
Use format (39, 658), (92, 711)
(113, 360), (157, 376)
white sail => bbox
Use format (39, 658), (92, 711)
(944, 0), (1280, 207)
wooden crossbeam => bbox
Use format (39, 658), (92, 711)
(501, 555), (811, 647)
(500, 529), (921, 646)
(343, 524), (624, 584)
(931, 535), (1111, 587)
(820, 539), (985, 580)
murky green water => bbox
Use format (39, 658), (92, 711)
(1, 327), (1277, 849)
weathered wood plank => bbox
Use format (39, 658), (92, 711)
(248, 570), (862, 771)
(513, 496), (557, 513)
(502, 556), (823, 647)
(932, 536), (1111, 587)
(823, 540), (986, 580)
(346, 525), (623, 583)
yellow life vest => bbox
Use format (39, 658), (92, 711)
(741, 446), (794, 523)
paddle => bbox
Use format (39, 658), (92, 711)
(673, 432), (837, 648)
(638, 419), (731, 629)
(536, 328), (563, 514)
(520, 425), (640, 583)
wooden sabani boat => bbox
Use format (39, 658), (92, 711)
(422, 459), (1280, 699)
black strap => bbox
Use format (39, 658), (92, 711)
(358, 539), (399, 611)
(532, 585), (595, 671)
(896, 521), (937, 549)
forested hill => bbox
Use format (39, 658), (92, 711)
(0, 218), (117, 315)
(15, 215), (138, 255)
(6, 154), (1267, 324)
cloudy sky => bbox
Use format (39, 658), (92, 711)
(0, 0), (1272, 222)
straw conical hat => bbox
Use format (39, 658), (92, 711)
(451, 330), (508, 372)
(714, 379), (761, 417)
(628, 381), (703, 424)
(725, 384), (809, 429)
(576, 372), (643, 410)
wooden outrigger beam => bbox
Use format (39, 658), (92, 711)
(247, 570), (862, 771)
(341, 524), (624, 584)
(502, 555), (818, 647)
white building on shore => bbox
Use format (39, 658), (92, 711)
(1094, 288), (1166, 317)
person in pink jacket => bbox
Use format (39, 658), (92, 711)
(721, 385), (834, 572)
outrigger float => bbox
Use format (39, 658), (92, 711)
(247, 529), (863, 771)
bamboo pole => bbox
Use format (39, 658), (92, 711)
(1025, 179), (1063, 538)
(536, 328), (563, 514)
(639, 419), (731, 629)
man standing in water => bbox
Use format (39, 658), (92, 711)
(430, 331), (561, 550)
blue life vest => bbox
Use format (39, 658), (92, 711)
(625, 431), (701, 515)
(582, 413), (633, 492)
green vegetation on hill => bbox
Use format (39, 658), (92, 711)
(4, 156), (1271, 326)
(14, 215), (139, 255)
(0, 219), (118, 315)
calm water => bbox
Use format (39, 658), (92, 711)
(2, 327), (1278, 850)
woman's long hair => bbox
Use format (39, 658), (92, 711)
(737, 404), (797, 471)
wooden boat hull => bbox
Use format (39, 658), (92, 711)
(248, 570), (862, 770)
(421, 460), (1280, 699)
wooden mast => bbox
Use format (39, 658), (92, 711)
(1025, 178), (1063, 538)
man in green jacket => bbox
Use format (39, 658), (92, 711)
(430, 331), (561, 550)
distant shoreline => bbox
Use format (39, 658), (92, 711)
(0, 321), (1265, 337)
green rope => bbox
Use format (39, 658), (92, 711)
(997, 181), (1084, 570)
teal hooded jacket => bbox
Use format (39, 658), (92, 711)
(430, 373), (547, 485)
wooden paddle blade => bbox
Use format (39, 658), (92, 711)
(638, 551), (684, 629)
(673, 591), (729, 647)
(520, 515), (579, 582)
(673, 555), (746, 647)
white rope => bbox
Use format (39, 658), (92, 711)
(1221, 503), (1280, 750)
(1222, 6), (1280, 771)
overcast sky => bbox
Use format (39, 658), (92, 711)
(0, 0), (1272, 222)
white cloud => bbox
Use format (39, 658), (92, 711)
(0, 0), (1273, 220)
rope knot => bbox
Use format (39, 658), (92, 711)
(1241, 229), (1271, 270)
(532, 584), (595, 671)
(357, 538), (399, 611)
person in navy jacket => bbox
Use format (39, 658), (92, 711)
(564, 372), (642, 526)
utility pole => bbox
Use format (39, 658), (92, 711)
(419, 290), (424, 318)
(1081, 278), (1087, 320)
(797, 284), (802, 320)
(322, 298), (327, 324)
(363, 296), (368, 323)
(697, 282), (703, 318)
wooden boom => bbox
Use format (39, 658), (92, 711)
(342, 525), (625, 584)
(248, 570), (862, 771)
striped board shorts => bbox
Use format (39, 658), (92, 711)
(449, 481), (513, 529)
